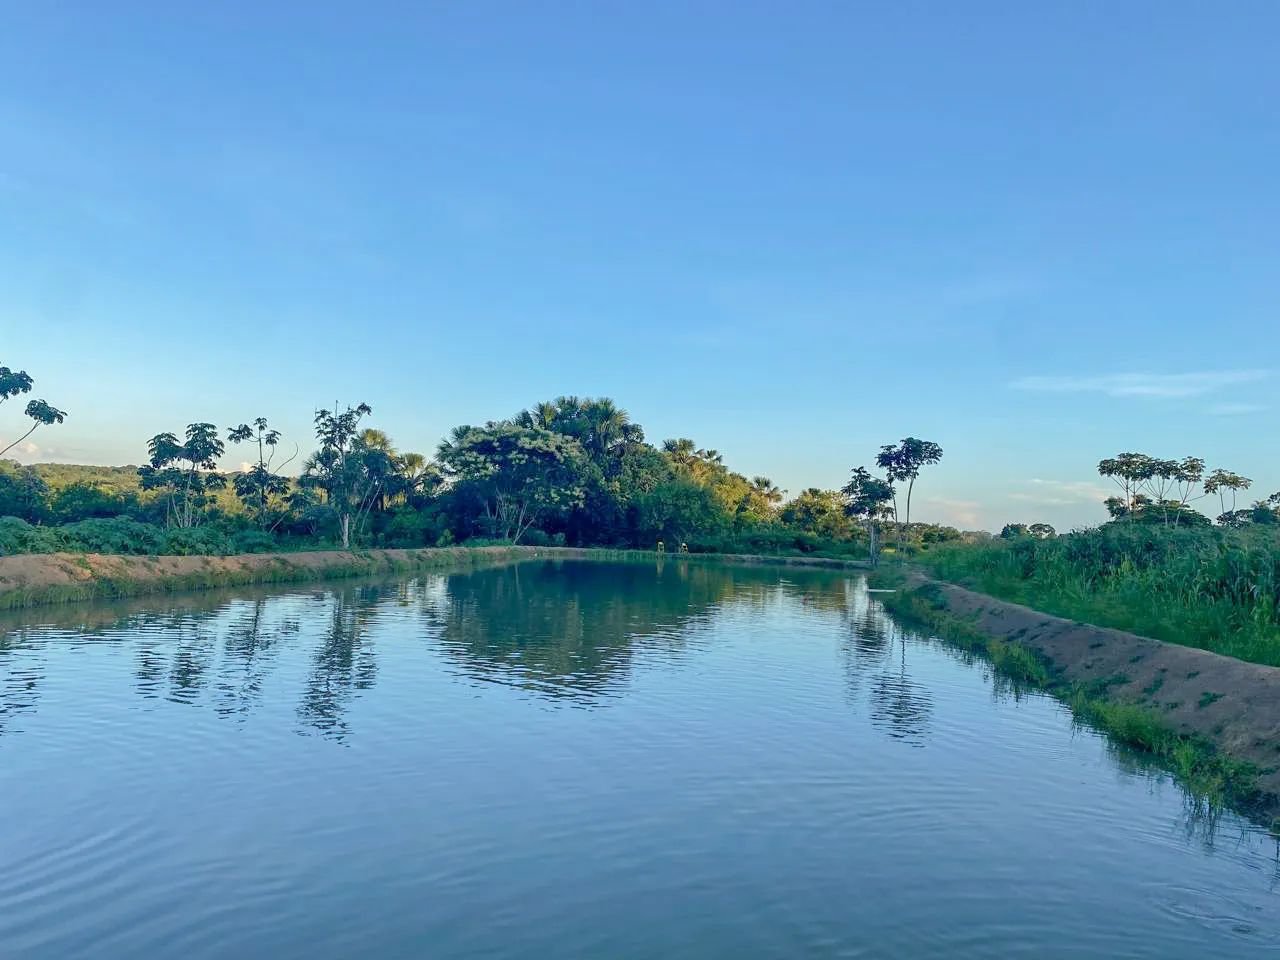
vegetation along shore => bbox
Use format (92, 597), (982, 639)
(7, 356), (1280, 820)
(874, 569), (1280, 824)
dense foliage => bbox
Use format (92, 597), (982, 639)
(0, 393), (964, 558)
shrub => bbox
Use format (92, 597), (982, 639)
(231, 529), (279, 554)
(60, 518), (165, 555)
(0, 517), (62, 554)
(381, 505), (450, 548)
(161, 527), (233, 556)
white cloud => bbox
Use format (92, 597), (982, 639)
(1010, 370), (1268, 399)
(1009, 479), (1112, 507)
(917, 497), (982, 528)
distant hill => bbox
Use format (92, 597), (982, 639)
(27, 462), (147, 495)
(4, 461), (245, 518)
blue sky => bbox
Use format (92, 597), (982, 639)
(3, 2), (1277, 531)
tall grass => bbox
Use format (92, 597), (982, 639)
(921, 525), (1280, 666)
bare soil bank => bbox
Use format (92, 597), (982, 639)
(0, 546), (867, 610)
(910, 574), (1280, 810)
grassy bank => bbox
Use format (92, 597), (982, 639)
(871, 568), (1271, 822)
(0, 546), (868, 611)
(917, 525), (1280, 667)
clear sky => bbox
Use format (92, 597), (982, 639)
(3, 2), (1277, 531)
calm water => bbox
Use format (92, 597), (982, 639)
(1, 559), (1277, 959)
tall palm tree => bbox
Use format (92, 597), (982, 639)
(751, 475), (783, 506)
(579, 397), (630, 464)
(663, 437), (698, 470)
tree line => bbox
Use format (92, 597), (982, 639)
(1, 358), (961, 558)
(9, 358), (1279, 559)
(1096, 453), (1278, 528)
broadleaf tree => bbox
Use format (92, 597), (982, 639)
(300, 403), (379, 549)
(843, 466), (895, 565)
(138, 422), (226, 528)
(875, 437), (943, 546)
(228, 418), (297, 530)
(0, 362), (67, 459)
(437, 422), (588, 544)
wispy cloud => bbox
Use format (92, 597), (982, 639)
(1010, 370), (1269, 399)
(1206, 402), (1266, 416)
(918, 497), (982, 528)
(1009, 479), (1111, 507)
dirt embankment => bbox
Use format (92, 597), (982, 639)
(916, 575), (1280, 807)
(0, 546), (867, 610)
(0, 546), (537, 609)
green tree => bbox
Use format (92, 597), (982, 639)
(49, 481), (141, 523)
(0, 362), (67, 459)
(1098, 453), (1158, 522)
(1204, 469), (1252, 524)
(392, 452), (442, 506)
(781, 488), (853, 541)
(843, 466), (895, 564)
(632, 477), (727, 547)
(300, 403), (382, 549)
(875, 438), (943, 544)
(1028, 522), (1056, 540)
(138, 423), (226, 528)
(227, 418), (296, 530)
(1170, 456), (1206, 528)
(437, 422), (588, 543)
(1247, 492), (1280, 525)
(0, 460), (49, 521)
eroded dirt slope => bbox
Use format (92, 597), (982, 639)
(931, 578), (1280, 802)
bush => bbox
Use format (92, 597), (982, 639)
(161, 526), (233, 556)
(231, 529), (279, 554)
(60, 518), (164, 555)
(0, 517), (62, 554)
(520, 528), (560, 547)
(380, 505), (450, 548)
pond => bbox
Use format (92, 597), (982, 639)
(1, 558), (1277, 958)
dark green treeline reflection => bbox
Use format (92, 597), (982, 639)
(0, 559), (906, 740)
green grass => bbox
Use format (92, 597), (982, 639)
(917, 525), (1280, 667)
(871, 570), (1262, 814)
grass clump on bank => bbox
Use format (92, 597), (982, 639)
(917, 524), (1280, 667)
(870, 570), (1262, 813)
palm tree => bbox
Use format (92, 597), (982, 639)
(359, 428), (395, 455)
(663, 438), (698, 470)
(751, 476), (783, 506)
(436, 425), (472, 464)
(579, 397), (631, 465)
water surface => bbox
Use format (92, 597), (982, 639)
(1, 559), (1277, 958)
